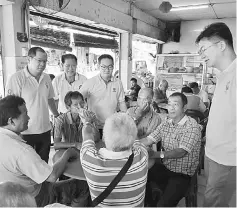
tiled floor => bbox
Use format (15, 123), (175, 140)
(49, 147), (236, 207)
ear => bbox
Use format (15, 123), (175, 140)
(183, 104), (188, 112)
(27, 56), (31, 64)
(7, 117), (15, 126)
(218, 40), (227, 52)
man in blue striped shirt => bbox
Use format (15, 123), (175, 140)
(80, 113), (148, 207)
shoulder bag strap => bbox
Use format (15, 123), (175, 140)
(91, 153), (134, 207)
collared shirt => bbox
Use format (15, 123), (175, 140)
(184, 93), (206, 113)
(147, 115), (202, 176)
(127, 106), (161, 139)
(206, 59), (236, 166)
(197, 89), (209, 104)
(0, 128), (52, 197)
(79, 74), (125, 128)
(80, 139), (148, 207)
(54, 111), (83, 143)
(6, 67), (54, 134)
(52, 73), (87, 113)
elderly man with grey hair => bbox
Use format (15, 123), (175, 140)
(80, 113), (148, 207)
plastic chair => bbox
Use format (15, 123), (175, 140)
(185, 109), (205, 123)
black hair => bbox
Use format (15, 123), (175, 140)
(130, 78), (137, 83)
(0, 95), (26, 127)
(98, 54), (114, 65)
(196, 22), (234, 49)
(28, 47), (46, 57)
(181, 86), (193, 94)
(169, 92), (188, 106)
(189, 82), (199, 89)
(61, 54), (77, 64)
(64, 91), (84, 107)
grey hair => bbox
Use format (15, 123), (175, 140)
(0, 182), (37, 207)
(103, 113), (137, 152)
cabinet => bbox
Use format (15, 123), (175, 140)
(155, 54), (208, 94)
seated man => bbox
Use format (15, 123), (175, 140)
(141, 92), (202, 207)
(181, 86), (206, 113)
(189, 82), (210, 108)
(0, 95), (79, 207)
(153, 79), (168, 104)
(80, 113), (148, 207)
(0, 182), (37, 207)
(54, 91), (100, 150)
(127, 87), (161, 141)
(128, 78), (141, 101)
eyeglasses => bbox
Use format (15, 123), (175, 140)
(31, 57), (47, 64)
(100, 65), (114, 70)
(198, 41), (220, 55)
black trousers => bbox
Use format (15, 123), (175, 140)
(146, 163), (191, 207)
(23, 130), (51, 163)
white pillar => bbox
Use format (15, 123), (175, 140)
(119, 32), (132, 91)
(0, 0), (29, 92)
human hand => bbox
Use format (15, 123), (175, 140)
(65, 147), (80, 161)
(74, 142), (82, 150)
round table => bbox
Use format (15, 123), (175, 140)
(53, 144), (155, 180)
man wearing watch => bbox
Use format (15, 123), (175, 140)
(141, 92), (202, 207)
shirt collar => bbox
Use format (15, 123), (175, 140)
(63, 73), (80, 81)
(0, 127), (26, 143)
(98, 74), (115, 83)
(99, 148), (132, 159)
(222, 58), (236, 74)
(168, 115), (189, 126)
(24, 66), (44, 80)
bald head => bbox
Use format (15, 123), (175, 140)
(159, 79), (168, 91)
(138, 88), (154, 101)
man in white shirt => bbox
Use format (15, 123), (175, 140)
(6, 47), (60, 162)
(80, 54), (127, 137)
(0, 95), (79, 207)
(196, 22), (236, 207)
(189, 82), (209, 108)
(53, 54), (87, 113)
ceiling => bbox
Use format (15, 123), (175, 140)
(133, 0), (236, 22)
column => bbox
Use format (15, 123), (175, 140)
(0, 0), (29, 92)
(119, 32), (132, 91)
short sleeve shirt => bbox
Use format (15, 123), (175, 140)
(6, 67), (54, 134)
(0, 128), (52, 197)
(197, 89), (209, 104)
(147, 116), (202, 176)
(79, 75), (125, 128)
(52, 73), (87, 113)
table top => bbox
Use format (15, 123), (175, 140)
(53, 143), (155, 180)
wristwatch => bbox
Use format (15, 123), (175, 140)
(160, 149), (164, 159)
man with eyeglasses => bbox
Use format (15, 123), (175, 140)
(6, 47), (59, 163)
(80, 54), (127, 138)
(196, 22), (236, 207)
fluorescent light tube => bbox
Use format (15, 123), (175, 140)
(171, 5), (209, 11)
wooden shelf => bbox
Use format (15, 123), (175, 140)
(156, 72), (202, 75)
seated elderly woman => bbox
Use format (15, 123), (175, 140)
(0, 182), (37, 207)
(80, 113), (148, 207)
(54, 91), (100, 150)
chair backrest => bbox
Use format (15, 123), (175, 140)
(185, 109), (205, 123)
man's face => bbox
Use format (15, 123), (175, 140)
(12, 104), (30, 133)
(63, 58), (77, 77)
(28, 51), (47, 75)
(69, 97), (84, 113)
(131, 80), (136, 88)
(99, 58), (114, 80)
(167, 96), (186, 120)
(159, 83), (167, 92)
(198, 38), (221, 68)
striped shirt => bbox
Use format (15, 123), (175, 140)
(80, 140), (148, 207)
(147, 115), (202, 176)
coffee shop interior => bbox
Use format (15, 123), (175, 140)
(0, 0), (236, 207)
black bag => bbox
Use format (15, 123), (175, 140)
(91, 153), (134, 207)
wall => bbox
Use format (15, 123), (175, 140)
(162, 18), (236, 53)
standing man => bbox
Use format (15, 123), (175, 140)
(189, 82), (209, 108)
(6, 47), (59, 162)
(80, 54), (127, 136)
(53, 54), (87, 113)
(128, 78), (141, 101)
(196, 22), (236, 206)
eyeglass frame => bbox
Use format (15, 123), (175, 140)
(100, 64), (114, 70)
(198, 41), (221, 55)
(31, 56), (47, 64)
